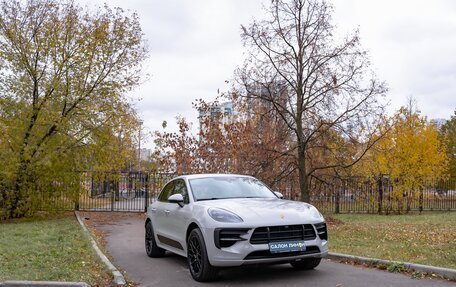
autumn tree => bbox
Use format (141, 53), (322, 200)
(237, 0), (387, 202)
(440, 110), (456, 178)
(153, 117), (199, 174)
(153, 94), (297, 193)
(363, 105), (448, 212)
(0, 0), (147, 218)
(194, 96), (295, 189)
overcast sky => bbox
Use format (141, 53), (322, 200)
(82, 0), (456, 147)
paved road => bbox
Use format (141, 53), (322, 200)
(96, 215), (455, 287)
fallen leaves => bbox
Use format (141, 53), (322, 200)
(328, 212), (456, 269)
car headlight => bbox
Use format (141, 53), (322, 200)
(208, 208), (243, 223)
(309, 205), (324, 220)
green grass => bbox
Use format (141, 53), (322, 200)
(328, 212), (456, 269)
(0, 214), (111, 285)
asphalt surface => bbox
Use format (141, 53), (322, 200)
(97, 215), (455, 287)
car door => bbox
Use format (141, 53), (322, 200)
(165, 179), (191, 249)
(152, 180), (174, 238)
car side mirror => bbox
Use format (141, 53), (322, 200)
(274, 191), (284, 199)
(168, 193), (184, 207)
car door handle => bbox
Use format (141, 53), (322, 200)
(150, 208), (157, 213)
(164, 210), (170, 215)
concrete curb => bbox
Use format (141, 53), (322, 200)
(0, 281), (89, 287)
(327, 252), (456, 280)
(74, 212), (126, 286)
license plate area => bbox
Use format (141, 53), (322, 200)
(269, 240), (306, 253)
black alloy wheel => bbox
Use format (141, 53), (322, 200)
(145, 221), (165, 257)
(187, 228), (218, 282)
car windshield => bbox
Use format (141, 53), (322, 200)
(189, 176), (277, 201)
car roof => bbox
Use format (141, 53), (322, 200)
(176, 174), (254, 180)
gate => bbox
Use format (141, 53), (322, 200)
(76, 172), (174, 212)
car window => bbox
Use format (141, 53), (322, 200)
(171, 179), (190, 204)
(189, 177), (276, 201)
(158, 181), (175, 202)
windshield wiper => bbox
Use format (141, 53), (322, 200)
(226, 196), (263, 199)
(197, 198), (225, 201)
(197, 196), (265, 201)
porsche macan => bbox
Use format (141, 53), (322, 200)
(145, 174), (328, 281)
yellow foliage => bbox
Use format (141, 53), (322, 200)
(364, 107), (448, 202)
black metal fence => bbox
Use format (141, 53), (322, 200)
(304, 177), (456, 214)
(36, 172), (174, 212)
(32, 173), (456, 214)
(76, 172), (174, 212)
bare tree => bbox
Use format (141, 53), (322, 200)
(238, 0), (387, 202)
(153, 95), (296, 193)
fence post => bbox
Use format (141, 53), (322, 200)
(144, 173), (149, 212)
(74, 197), (80, 211)
(377, 176), (383, 214)
(335, 180), (341, 214)
(419, 187), (423, 214)
(90, 175), (94, 197)
(110, 181), (114, 211)
(452, 178), (455, 211)
(114, 178), (119, 202)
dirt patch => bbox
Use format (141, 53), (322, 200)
(78, 211), (144, 246)
(79, 211), (144, 225)
(325, 215), (344, 225)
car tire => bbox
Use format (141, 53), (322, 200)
(145, 221), (165, 258)
(187, 228), (218, 282)
(290, 258), (321, 270)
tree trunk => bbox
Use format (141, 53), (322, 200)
(297, 143), (309, 202)
(9, 84), (39, 218)
(10, 160), (30, 218)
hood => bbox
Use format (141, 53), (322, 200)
(195, 197), (323, 225)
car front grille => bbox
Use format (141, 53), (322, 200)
(249, 224), (316, 244)
(214, 228), (250, 248)
(244, 246), (321, 260)
(314, 222), (328, 240)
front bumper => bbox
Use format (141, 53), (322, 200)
(203, 225), (329, 267)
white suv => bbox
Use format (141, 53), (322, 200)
(145, 174), (328, 281)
